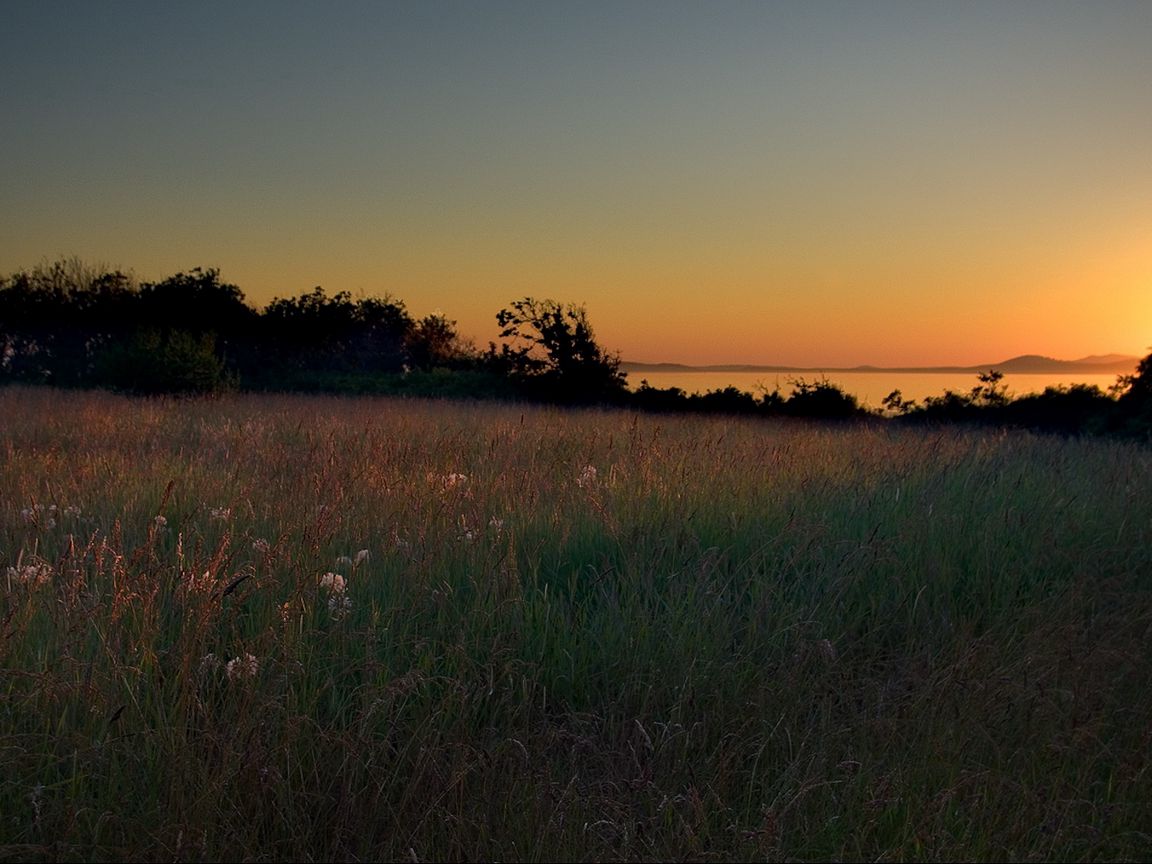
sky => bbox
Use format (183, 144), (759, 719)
(2, 0), (1150, 367)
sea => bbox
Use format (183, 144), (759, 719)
(622, 369), (1127, 411)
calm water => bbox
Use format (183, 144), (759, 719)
(624, 369), (1124, 410)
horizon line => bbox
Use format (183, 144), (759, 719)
(620, 353), (1142, 374)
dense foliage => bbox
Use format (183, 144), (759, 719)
(2, 256), (1151, 436)
(0, 260), (467, 395)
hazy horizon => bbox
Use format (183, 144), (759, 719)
(3, 1), (1149, 368)
(620, 351), (1141, 368)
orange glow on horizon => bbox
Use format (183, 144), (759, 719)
(2, 3), (1149, 370)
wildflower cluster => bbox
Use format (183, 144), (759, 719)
(200, 652), (261, 681)
(209, 506), (232, 521)
(334, 549), (370, 569)
(7, 561), (53, 586)
(225, 653), (259, 680)
(329, 594), (353, 618)
(20, 504), (58, 529)
(319, 570), (353, 620)
(576, 464), (598, 488)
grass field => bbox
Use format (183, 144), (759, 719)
(2, 386), (1150, 862)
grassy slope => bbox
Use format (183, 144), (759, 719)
(1, 386), (1150, 862)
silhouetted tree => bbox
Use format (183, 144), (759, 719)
(881, 389), (917, 415)
(137, 268), (255, 335)
(259, 288), (413, 381)
(406, 312), (474, 370)
(781, 378), (863, 420)
(354, 295), (414, 372)
(128, 268), (258, 382)
(1113, 349), (1152, 437)
(0, 257), (139, 385)
(969, 369), (1009, 407)
(491, 297), (627, 402)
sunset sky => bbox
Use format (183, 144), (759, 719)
(2, 1), (1149, 367)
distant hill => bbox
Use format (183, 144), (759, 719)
(1073, 353), (1142, 366)
(990, 354), (1137, 374)
(622, 354), (1141, 375)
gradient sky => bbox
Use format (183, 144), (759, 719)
(2, 1), (1149, 366)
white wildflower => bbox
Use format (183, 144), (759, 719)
(153, 515), (168, 529)
(319, 572), (346, 594)
(199, 653), (219, 675)
(336, 555), (353, 566)
(19, 504), (56, 528)
(252, 538), (270, 554)
(328, 593), (353, 620)
(488, 517), (504, 535)
(209, 507), (231, 521)
(63, 505), (81, 519)
(354, 549), (370, 566)
(225, 653), (259, 680)
(576, 465), (598, 488)
(7, 562), (53, 586)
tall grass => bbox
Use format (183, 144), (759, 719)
(1, 386), (1150, 861)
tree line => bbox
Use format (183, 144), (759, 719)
(2, 257), (1150, 437)
(0, 257), (626, 402)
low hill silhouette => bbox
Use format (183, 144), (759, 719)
(622, 354), (1140, 375)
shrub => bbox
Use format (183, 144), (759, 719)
(97, 330), (233, 394)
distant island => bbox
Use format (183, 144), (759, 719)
(622, 354), (1141, 376)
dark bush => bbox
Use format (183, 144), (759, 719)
(491, 297), (627, 403)
(781, 379), (863, 419)
(1002, 384), (1115, 433)
(97, 330), (233, 395)
(688, 385), (760, 414)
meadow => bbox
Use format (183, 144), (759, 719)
(1, 386), (1150, 862)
